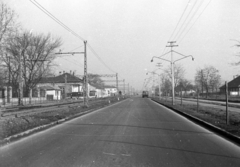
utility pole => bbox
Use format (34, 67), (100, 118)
(64, 74), (67, 99)
(83, 41), (88, 107)
(225, 81), (229, 125)
(201, 70), (204, 94)
(8, 56), (11, 103)
(55, 41), (87, 107)
(166, 41), (178, 105)
(123, 79), (125, 95)
(116, 73), (118, 95)
(18, 50), (23, 106)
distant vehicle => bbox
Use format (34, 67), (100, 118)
(67, 92), (83, 99)
(142, 91), (149, 98)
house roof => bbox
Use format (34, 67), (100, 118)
(39, 73), (83, 84)
(103, 85), (117, 89)
(220, 75), (240, 89)
(39, 85), (61, 90)
(88, 83), (105, 90)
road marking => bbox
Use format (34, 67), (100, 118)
(121, 154), (131, 156)
(103, 152), (115, 156)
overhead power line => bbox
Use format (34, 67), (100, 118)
(29, 0), (85, 41)
(169, 0), (191, 42)
(161, 0), (191, 55)
(175, 0), (204, 41)
(178, 0), (212, 44)
(30, 0), (120, 79)
(172, 0), (198, 41)
(87, 43), (116, 74)
(69, 45), (84, 52)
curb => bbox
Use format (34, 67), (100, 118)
(0, 98), (127, 147)
(151, 99), (240, 146)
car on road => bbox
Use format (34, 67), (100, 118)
(142, 91), (149, 98)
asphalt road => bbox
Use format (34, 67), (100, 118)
(1, 97), (240, 167)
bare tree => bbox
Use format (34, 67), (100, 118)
(165, 64), (185, 88)
(195, 65), (221, 97)
(88, 73), (104, 87)
(160, 73), (171, 96)
(0, 2), (18, 43)
(2, 31), (61, 96)
(0, 2), (18, 87)
(177, 79), (194, 95)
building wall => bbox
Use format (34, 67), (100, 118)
(45, 90), (61, 100)
(104, 88), (117, 96)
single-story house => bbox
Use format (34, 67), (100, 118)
(103, 85), (118, 96)
(219, 75), (240, 96)
(88, 84), (108, 98)
(38, 85), (61, 100)
(37, 72), (83, 99)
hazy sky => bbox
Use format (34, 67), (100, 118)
(2, 0), (240, 90)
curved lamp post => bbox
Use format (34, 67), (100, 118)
(151, 51), (194, 105)
(146, 68), (165, 101)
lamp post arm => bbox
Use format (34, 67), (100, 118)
(151, 51), (171, 60)
(172, 51), (194, 62)
(173, 55), (194, 63)
(153, 57), (172, 63)
(172, 50), (190, 57)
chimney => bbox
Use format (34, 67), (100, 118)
(70, 70), (72, 74)
(73, 71), (75, 76)
(63, 71), (65, 74)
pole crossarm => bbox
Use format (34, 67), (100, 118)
(55, 52), (84, 55)
(98, 74), (116, 77)
(103, 80), (124, 82)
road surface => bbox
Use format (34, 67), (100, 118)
(1, 97), (240, 166)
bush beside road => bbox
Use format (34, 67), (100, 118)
(0, 96), (127, 145)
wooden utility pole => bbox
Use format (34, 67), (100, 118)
(123, 79), (125, 95)
(83, 41), (88, 107)
(116, 73), (118, 94)
(8, 56), (11, 103)
(225, 81), (229, 125)
(166, 41), (178, 105)
(55, 41), (87, 107)
(197, 89), (199, 112)
(64, 74), (67, 99)
(181, 87), (183, 105)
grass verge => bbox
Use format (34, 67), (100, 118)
(0, 97), (125, 143)
(152, 98), (240, 138)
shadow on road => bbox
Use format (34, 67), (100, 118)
(65, 123), (212, 135)
(98, 139), (240, 160)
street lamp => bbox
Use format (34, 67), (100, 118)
(143, 77), (152, 95)
(146, 69), (163, 101)
(151, 51), (194, 105)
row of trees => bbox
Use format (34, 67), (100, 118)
(0, 2), (62, 97)
(149, 64), (222, 97)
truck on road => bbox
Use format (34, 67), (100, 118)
(142, 91), (149, 98)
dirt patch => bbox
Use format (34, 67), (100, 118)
(153, 99), (240, 137)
